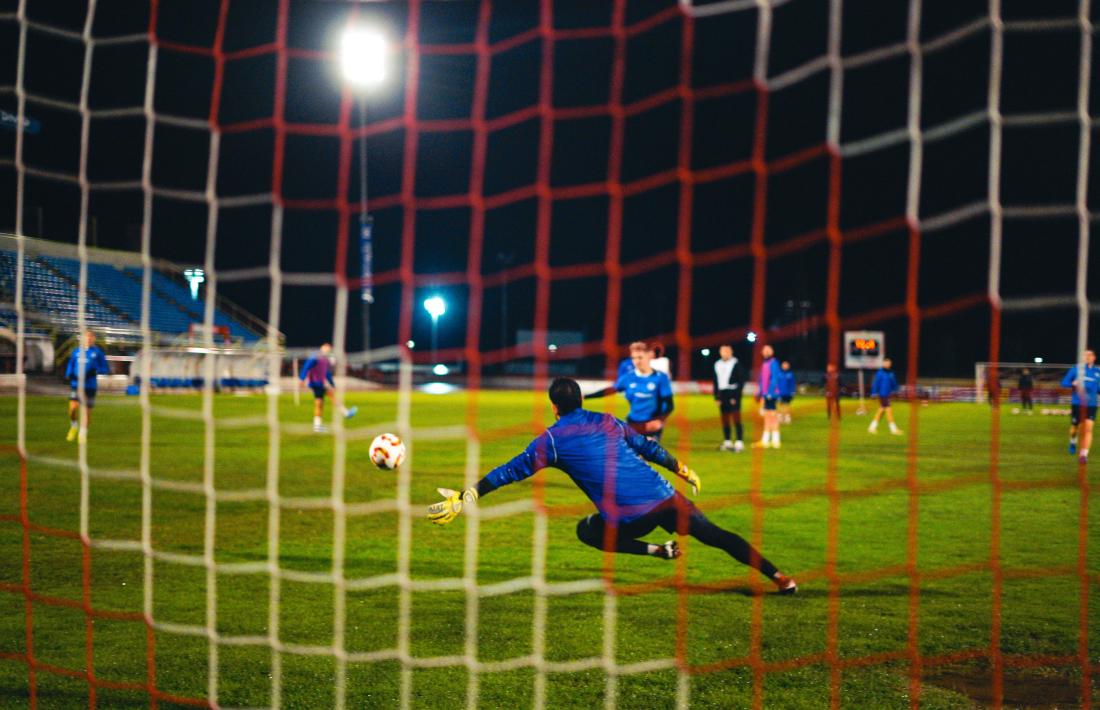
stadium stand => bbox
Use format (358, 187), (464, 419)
(0, 243), (261, 341)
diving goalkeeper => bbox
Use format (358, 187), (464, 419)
(427, 377), (797, 593)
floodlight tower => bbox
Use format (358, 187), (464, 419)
(339, 25), (389, 356)
(423, 296), (446, 364)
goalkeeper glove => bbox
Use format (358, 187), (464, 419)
(427, 487), (479, 525)
(676, 463), (701, 495)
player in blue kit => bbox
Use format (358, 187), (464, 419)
(1062, 348), (1098, 463)
(753, 344), (783, 448)
(778, 360), (796, 425)
(585, 341), (674, 440)
(65, 330), (111, 443)
(299, 343), (358, 433)
(868, 358), (902, 435)
(428, 378), (797, 593)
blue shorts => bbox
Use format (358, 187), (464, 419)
(762, 397), (777, 411)
(69, 387), (97, 408)
(780, 396), (793, 404)
(878, 396), (891, 408)
(309, 383), (327, 400)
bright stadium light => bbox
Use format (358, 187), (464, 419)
(423, 296), (446, 320)
(406, 340), (415, 349)
(340, 26), (388, 89)
(746, 331), (757, 343)
(183, 268), (205, 301)
(424, 295), (446, 359)
(701, 348), (711, 357)
(1034, 356), (1043, 363)
(433, 363), (449, 376)
(548, 343), (558, 352)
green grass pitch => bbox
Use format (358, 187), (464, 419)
(0, 391), (1097, 708)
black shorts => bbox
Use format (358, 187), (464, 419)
(878, 396), (891, 408)
(762, 397), (777, 411)
(780, 396), (793, 404)
(716, 390), (742, 413)
(69, 387), (97, 408)
(1071, 405), (1098, 425)
(310, 383), (327, 400)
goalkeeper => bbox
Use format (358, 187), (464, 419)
(428, 378), (797, 593)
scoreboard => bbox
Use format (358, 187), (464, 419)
(844, 330), (885, 369)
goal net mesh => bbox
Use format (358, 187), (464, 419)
(1, 0), (1096, 708)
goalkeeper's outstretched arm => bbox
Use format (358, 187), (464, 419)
(619, 421), (701, 495)
(428, 432), (556, 525)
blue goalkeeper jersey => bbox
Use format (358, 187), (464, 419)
(481, 409), (678, 523)
(613, 368), (673, 422)
(1061, 364), (1100, 407)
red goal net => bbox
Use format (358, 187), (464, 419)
(1, 0), (1095, 708)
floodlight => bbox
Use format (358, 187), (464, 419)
(701, 348), (711, 356)
(406, 340), (415, 349)
(746, 331), (757, 343)
(340, 26), (388, 89)
(548, 343), (558, 352)
(433, 363), (449, 376)
(423, 296), (446, 319)
(1034, 357), (1043, 363)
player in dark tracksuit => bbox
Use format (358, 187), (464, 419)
(1017, 368), (1034, 413)
(713, 344), (746, 451)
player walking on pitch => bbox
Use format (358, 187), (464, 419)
(585, 341), (674, 441)
(65, 330), (110, 443)
(752, 344), (782, 449)
(1063, 349), (1098, 463)
(428, 378), (797, 593)
(868, 358), (902, 435)
(713, 344), (746, 452)
(299, 343), (358, 433)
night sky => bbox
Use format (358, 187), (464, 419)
(1, 0), (1098, 377)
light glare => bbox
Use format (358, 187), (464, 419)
(433, 363), (449, 376)
(701, 348), (711, 356)
(340, 27), (388, 89)
(746, 331), (757, 343)
(423, 296), (447, 319)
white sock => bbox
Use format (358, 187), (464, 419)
(772, 431), (780, 445)
(313, 416), (322, 427)
(1083, 449), (1090, 457)
(889, 422), (899, 432)
(869, 421), (877, 430)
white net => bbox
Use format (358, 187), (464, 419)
(1, 0), (1096, 708)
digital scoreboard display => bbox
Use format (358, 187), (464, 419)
(844, 330), (885, 369)
(848, 337), (880, 358)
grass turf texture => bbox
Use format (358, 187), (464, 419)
(0, 391), (1097, 708)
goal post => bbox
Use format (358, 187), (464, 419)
(974, 362), (1075, 405)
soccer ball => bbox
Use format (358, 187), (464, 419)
(369, 433), (406, 470)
